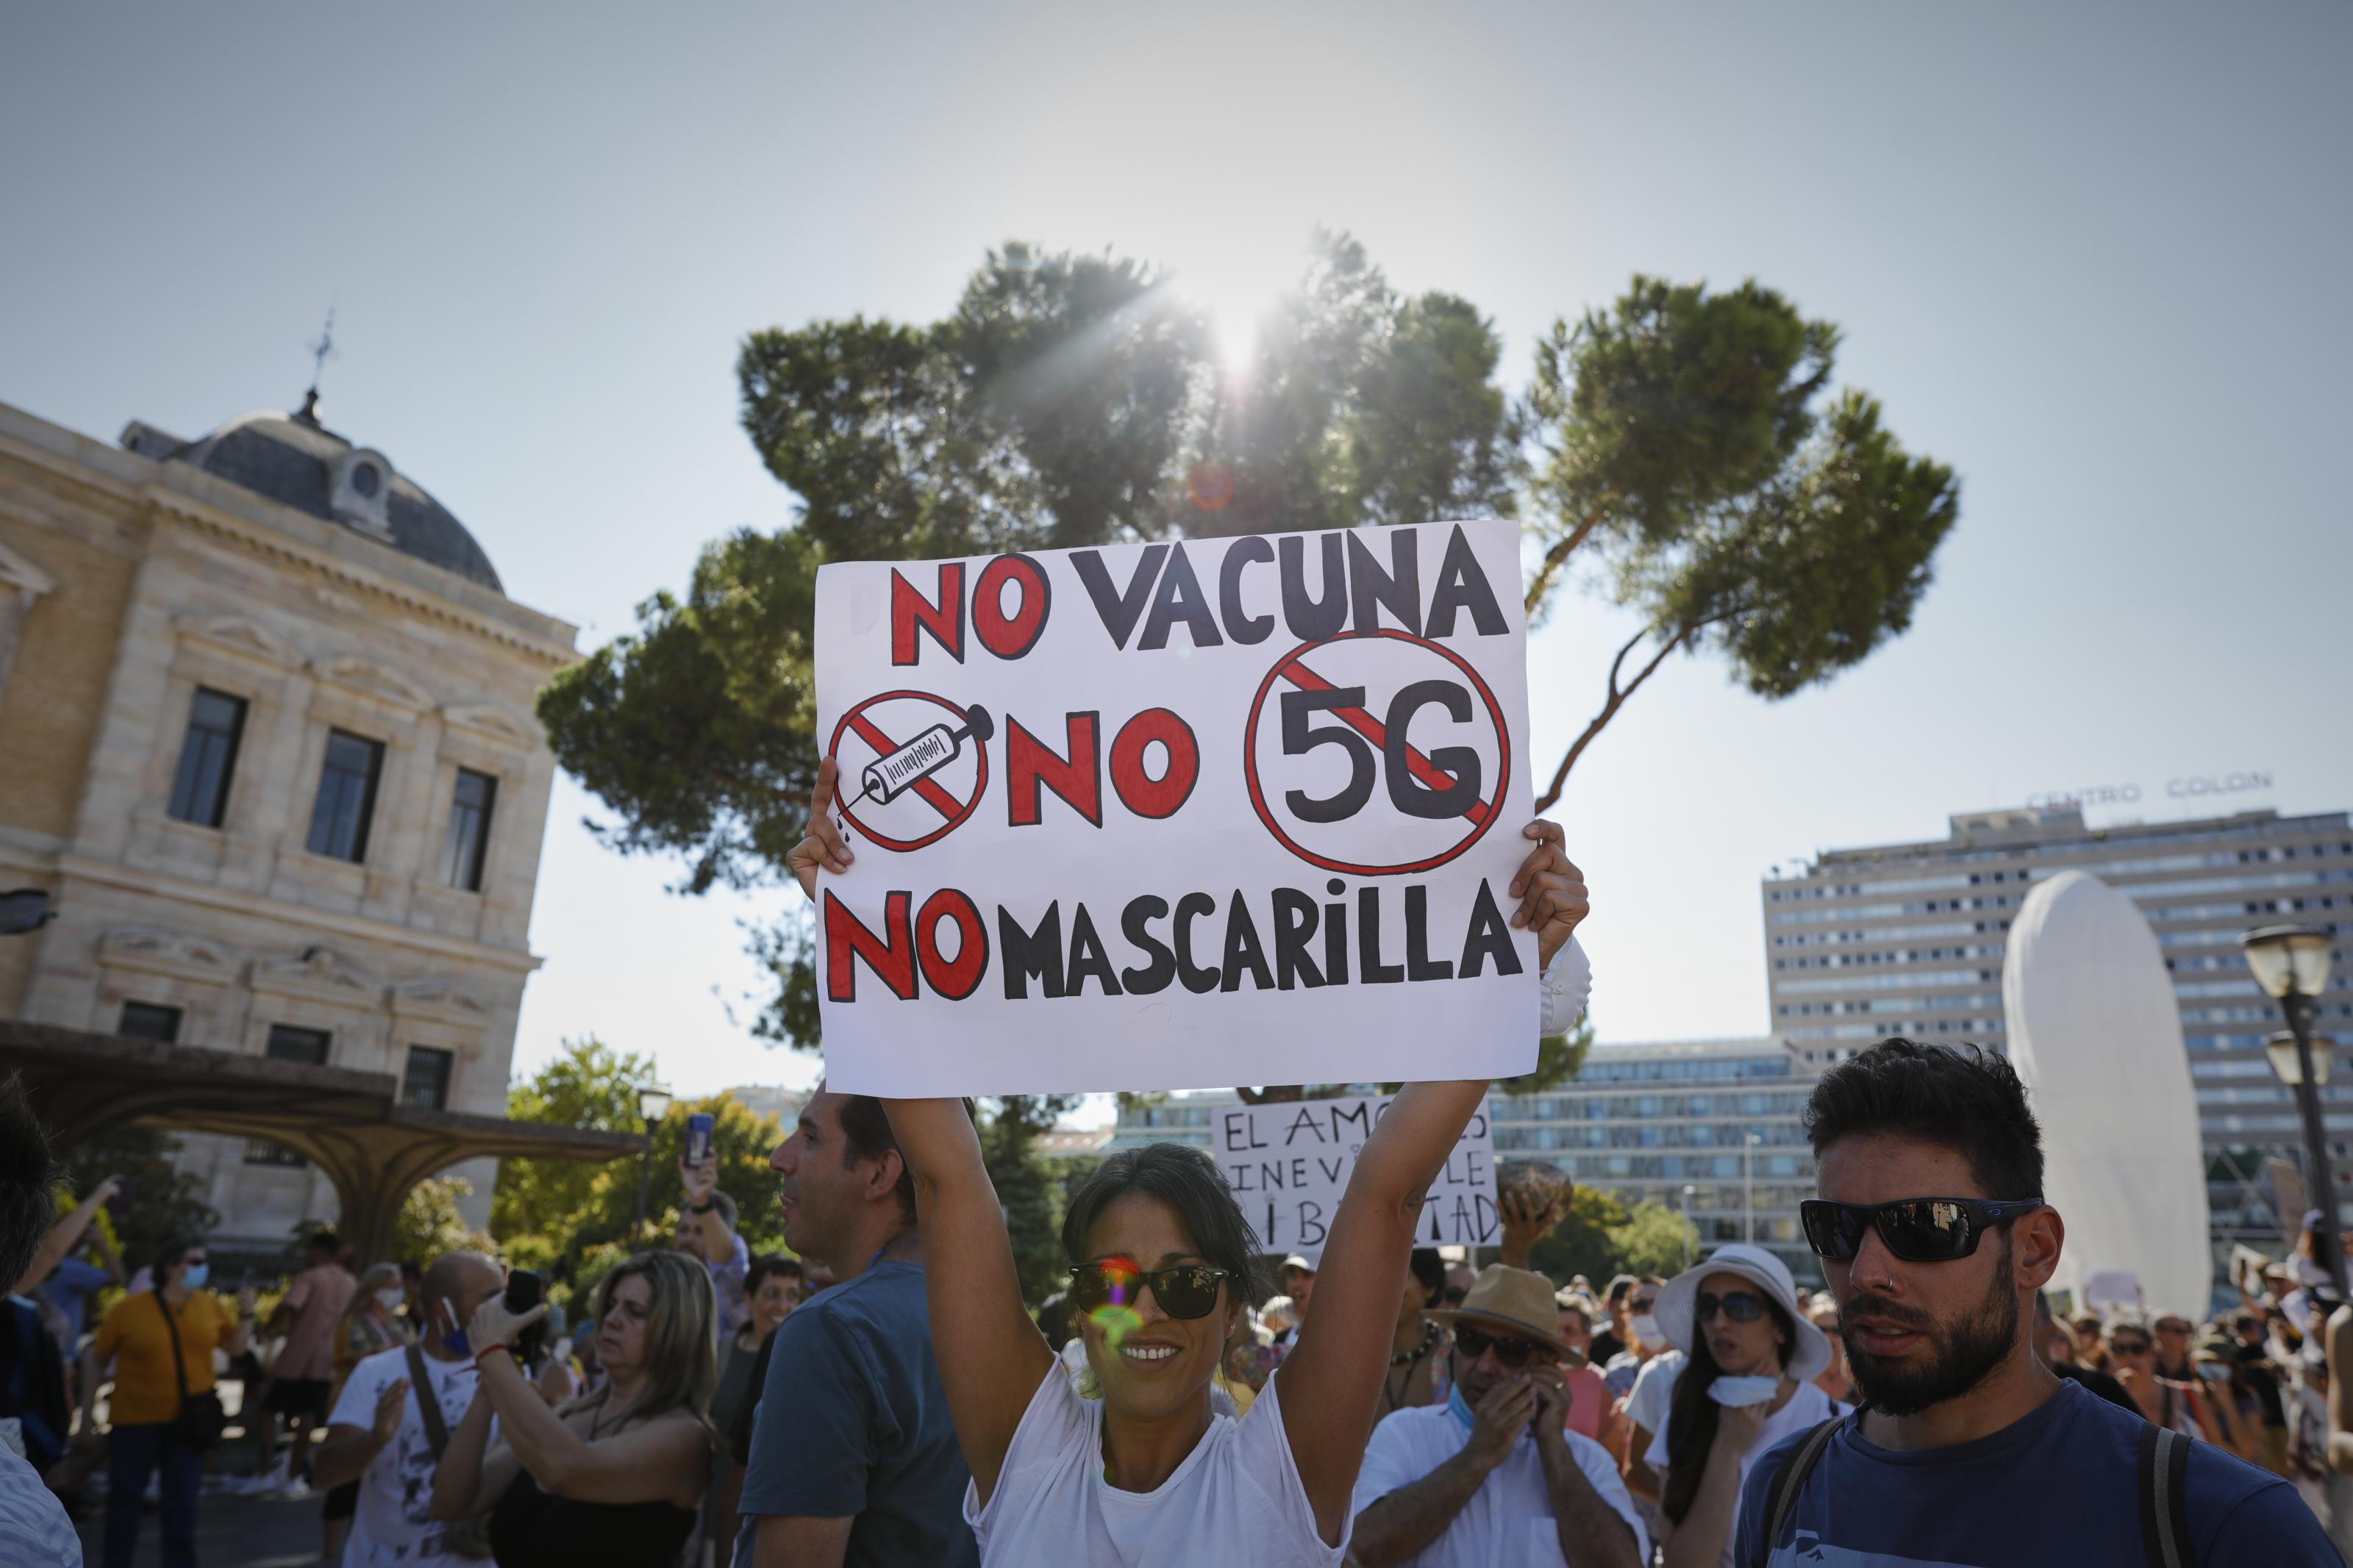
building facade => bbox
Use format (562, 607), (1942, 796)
(0, 395), (576, 1251)
(1763, 805), (2353, 1245)
(1108, 1036), (1823, 1284)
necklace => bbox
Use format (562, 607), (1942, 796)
(1390, 1320), (1443, 1367)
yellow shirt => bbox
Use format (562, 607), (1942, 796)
(93, 1291), (235, 1426)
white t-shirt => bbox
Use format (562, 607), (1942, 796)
(1352, 1403), (1646, 1568)
(328, 1344), (485, 1568)
(1624, 1349), (1685, 1439)
(1644, 1379), (1841, 1568)
(965, 1361), (1346, 1567)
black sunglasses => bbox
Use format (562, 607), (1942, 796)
(1696, 1290), (1768, 1324)
(1452, 1321), (1556, 1367)
(2111, 1338), (2154, 1356)
(1442, 1286), (1468, 1306)
(1069, 1261), (1232, 1321)
(1801, 1197), (2044, 1263)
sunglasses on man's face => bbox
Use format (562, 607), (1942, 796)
(1631, 1296), (1659, 1314)
(1801, 1196), (2043, 1263)
(1452, 1321), (1557, 1368)
(2112, 1339), (2154, 1356)
(1068, 1260), (1232, 1321)
(1696, 1290), (1768, 1325)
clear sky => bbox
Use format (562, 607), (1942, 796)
(5, 3), (2346, 1115)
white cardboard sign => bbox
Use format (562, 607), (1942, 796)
(813, 519), (1536, 1095)
(1214, 1092), (1499, 1261)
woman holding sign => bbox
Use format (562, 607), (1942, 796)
(788, 757), (1591, 1565)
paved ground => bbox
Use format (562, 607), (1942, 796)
(71, 1486), (323, 1567)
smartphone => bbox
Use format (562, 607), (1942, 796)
(686, 1112), (715, 1167)
(104, 1178), (135, 1217)
(505, 1270), (548, 1363)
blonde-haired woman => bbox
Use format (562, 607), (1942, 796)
(429, 1250), (717, 1567)
(322, 1261), (411, 1565)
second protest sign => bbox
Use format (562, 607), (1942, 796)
(1213, 1092), (1499, 1260)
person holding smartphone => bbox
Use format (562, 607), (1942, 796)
(677, 1137), (750, 1345)
(427, 1250), (715, 1568)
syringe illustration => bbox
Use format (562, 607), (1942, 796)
(837, 704), (996, 820)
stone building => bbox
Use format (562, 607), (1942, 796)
(0, 393), (575, 1252)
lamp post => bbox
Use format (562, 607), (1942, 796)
(1744, 1134), (1762, 1245)
(2243, 925), (2343, 1295)
(1681, 1184), (1698, 1270)
(632, 1081), (674, 1249)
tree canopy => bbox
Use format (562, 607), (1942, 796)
(540, 236), (1957, 1075)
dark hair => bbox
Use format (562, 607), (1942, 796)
(151, 1233), (201, 1276)
(1409, 1248), (1446, 1309)
(837, 1095), (975, 1225)
(0, 1073), (56, 1289)
(306, 1229), (342, 1256)
(1060, 1143), (1268, 1308)
(1605, 1273), (1637, 1307)
(1804, 1038), (2043, 1200)
(1034, 1291), (1076, 1351)
(1660, 1289), (1800, 1525)
(747, 1253), (801, 1295)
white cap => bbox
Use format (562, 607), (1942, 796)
(1655, 1243), (1832, 1384)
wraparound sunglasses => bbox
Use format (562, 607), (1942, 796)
(1801, 1196), (2043, 1262)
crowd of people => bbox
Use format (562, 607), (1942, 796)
(0, 784), (2349, 1565)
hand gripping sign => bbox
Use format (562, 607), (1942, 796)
(813, 520), (1538, 1096)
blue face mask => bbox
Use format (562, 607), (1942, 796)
(438, 1297), (471, 1358)
(181, 1263), (210, 1291)
(1448, 1383), (1477, 1432)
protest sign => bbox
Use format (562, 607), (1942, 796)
(813, 518), (1536, 1095)
(1212, 1092), (1498, 1260)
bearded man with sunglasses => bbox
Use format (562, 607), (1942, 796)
(1351, 1265), (1646, 1568)
(1735, 1037), (2333, 1567)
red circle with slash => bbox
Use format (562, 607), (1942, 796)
(1243, 631), (1510, 876)
(828, 690), (990, 853)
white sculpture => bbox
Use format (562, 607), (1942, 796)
(2005, 870), (2213, 1318)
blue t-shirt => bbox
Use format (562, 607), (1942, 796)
(732, 1259), (977, 1568)
(39, 1259), (109, 1342)
(1735, 1378), (2338, 1567)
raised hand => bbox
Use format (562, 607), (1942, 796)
(1508, 821), (1589, 970)
(786, 757), (854, 901)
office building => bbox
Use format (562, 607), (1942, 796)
(1763, 804), (2353, 1244)
(1109, 1036), (1823, 1284)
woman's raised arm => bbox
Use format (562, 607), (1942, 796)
(1277, 822), (1589, 1544)
(789, 760), (1054, 1504)
(883, 1098), (1057, 1506)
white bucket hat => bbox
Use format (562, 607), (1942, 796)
(1655, 1243), (1832, 1384)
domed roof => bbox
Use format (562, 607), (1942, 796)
(163, 401), (503, 594)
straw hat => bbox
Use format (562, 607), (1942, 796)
(1655, 1244), (1832, 1384)
(1429, 1264), (1583, 1365)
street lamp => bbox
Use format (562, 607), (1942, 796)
(1681, 1184), (1698, 1270)
(632, 1081), (674, 1249)
(2243, 925), (2342, 1293)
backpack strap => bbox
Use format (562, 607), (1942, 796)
(154, 1289), (193, 1415)
(405, 1343), (451, 1461)
(1760, 1406), (1854, 1558)
(2137, 1420), (2199, 1568)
